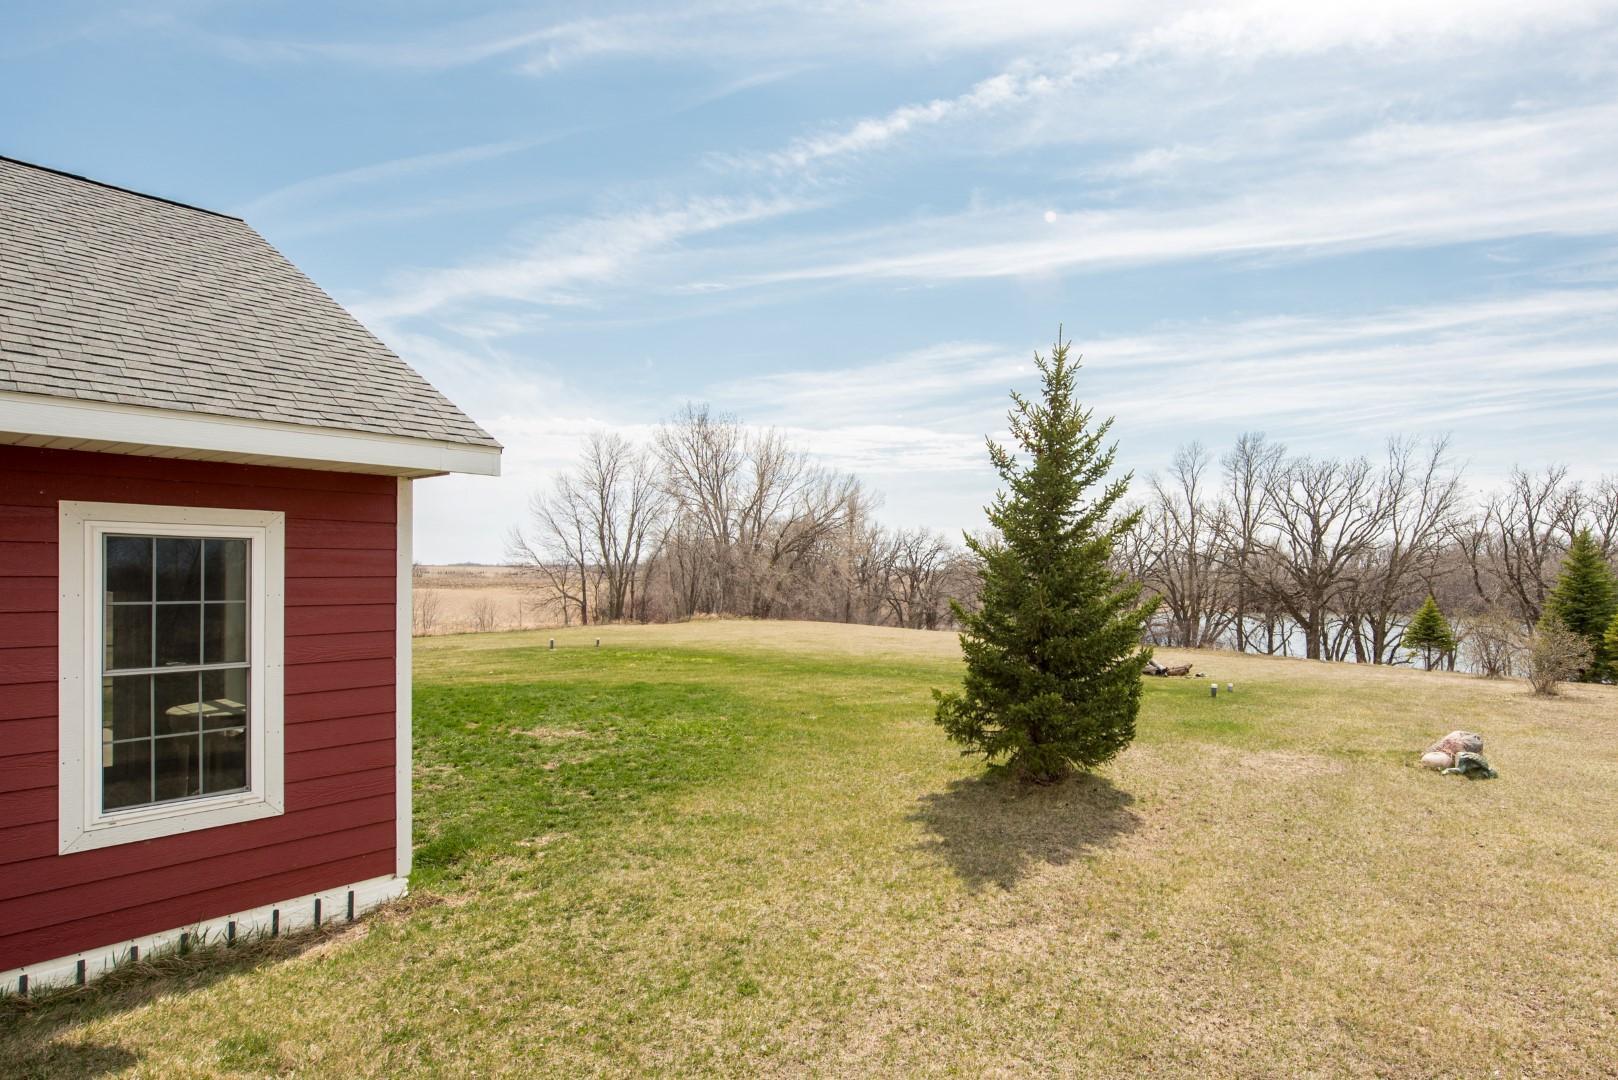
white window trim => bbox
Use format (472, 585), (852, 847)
(58, 501), (286, 854)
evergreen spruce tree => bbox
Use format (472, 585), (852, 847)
(1604, 610), (1618, 674)
(934, 335), (1156, 782)
(1544, 529), (1617, 682)
(1401, 594), (1456, 670)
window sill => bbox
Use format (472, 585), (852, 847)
(61, 791), (284, 855)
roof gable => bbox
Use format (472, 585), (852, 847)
(0, 157), (499, 456)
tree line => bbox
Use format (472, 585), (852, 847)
(508, 404), (978, 631)
(511, 409), (1617, 676)
(1116, 434), (1617, 674)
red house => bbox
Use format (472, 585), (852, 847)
(0, 157), (501, 992)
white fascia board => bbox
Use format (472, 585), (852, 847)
(0, 391), (501, 477)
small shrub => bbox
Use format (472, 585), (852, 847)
(470, 596), (499, 633)
(1459, 613), (1523, 679)
(413, 588), (443, 636)
(1527, 617), (1593, 696)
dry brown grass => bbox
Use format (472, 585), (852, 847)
(413, 565), (552, 635)
(6, 620), (1616, 1077)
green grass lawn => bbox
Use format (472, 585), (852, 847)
(6, 621), (1618, 1077)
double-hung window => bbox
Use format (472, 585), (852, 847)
(59, 502), (285, 853)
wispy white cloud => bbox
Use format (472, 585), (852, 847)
(145, 5), (808, 74)
(1085, 142), (1235, 180)
(725, 102), (1618, 287)
(685, 0), (1618, 184)
(863, 0), (1618, 58)
(355, 194), (816, 323)
(154, 14), (565, 70)
(147, 0), (1618, 79)
(716, 341), (1025, 422)
(720, 67), (1076, 173)
(362, 95), (1618, 328)
(408, 284), (1618, 558)
(237, 138), (545, 219)
(709, 288), (1618, 474)
(1085, 292), (1618, 438)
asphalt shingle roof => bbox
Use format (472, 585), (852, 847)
(0, 157), (498, 449)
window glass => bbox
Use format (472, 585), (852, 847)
(203, 602), (247, 664)
(154, 670), (201, 736)
(103, 673), (152, 742)
(106, 604), (152, 669)
(203, 729), (248, 793)
(105, 537), (152, 603)
(199, 667), (250, 794)
(154, 603), (202, 667)
(201, 667), (250, 729)
(154, 736), (198, 801)
(204, 539), (248, 601)
(101, 533), (252, 811)
(155, 537), (202, 601)
(103, 738), (152, 810)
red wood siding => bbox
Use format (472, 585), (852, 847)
(0, 446), (398, 971)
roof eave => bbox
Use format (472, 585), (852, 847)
(0, 391), (502, 478)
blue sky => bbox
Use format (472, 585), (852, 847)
(6, 2), (1618, 561)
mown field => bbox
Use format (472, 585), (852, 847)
(6, 621), (1618, 1077)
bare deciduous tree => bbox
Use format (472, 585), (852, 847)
(1124, 434), (1614, 672)
(469, 596), (499, 633)
(882, 528), (963, 630)
(1457, 613), (1522, 679)
(506, 413), (1614, 677)
(1217, 433), (1284, 653)
(1257, 454), (1389, 660)
(510, 432), (668, 626)
(655, 403), (745, 615)
(510, 477), (596, 626)
(510, 404), (981, 632)
(1348, 437), (1465, 664)
(1475, 467), (1585, 625)
(1137, 443), (1230, 648)
(412, 582), (442, 637)
(582, 432), (667, 622)
(654, 404), (868, 620)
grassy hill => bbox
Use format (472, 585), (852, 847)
(8, 621), (1618, 1077)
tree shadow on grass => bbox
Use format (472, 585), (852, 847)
(909, 771), (1140, 891)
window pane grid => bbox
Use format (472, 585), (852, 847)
(102, 534), (251, 812)
(100, 662), (251, 677)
